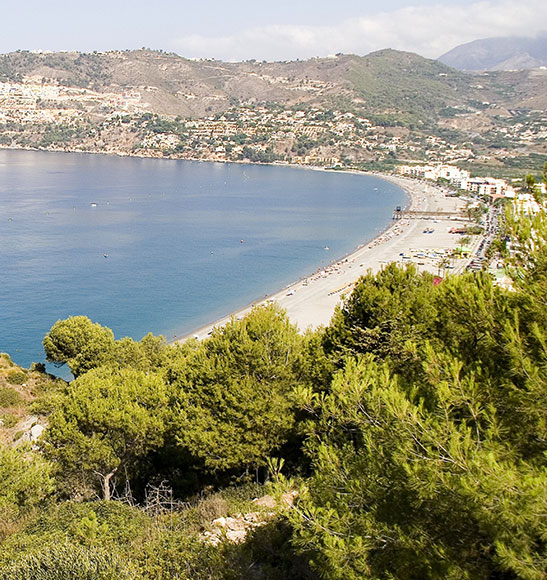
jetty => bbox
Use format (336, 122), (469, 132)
(393, 207), (468, 220)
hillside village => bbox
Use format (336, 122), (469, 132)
(0, 78), (468, 165)
(1, 51), (545, 299)
(0, 76), (544, 170)
(0, 49), (545, 175)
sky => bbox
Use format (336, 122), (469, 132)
(3, 0), (546, 62)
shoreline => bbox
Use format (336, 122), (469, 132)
(175, 173), (469, 343)
(0, 148), (469, 343)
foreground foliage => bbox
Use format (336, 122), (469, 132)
(0, 444), (54, 540)
(288, 223), (547, 578)
(2, 205), (547, 578)
(169, 306), (308, 474)
(0, 493), (314, 580)
(1, 543), (134, 580)
(292, 352), (546, 579)
(42, 367), (168, 500)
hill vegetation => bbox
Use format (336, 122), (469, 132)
(0, 354), (62, 445)
(0, 48), (545, 173)
(1, 187), (547, 578)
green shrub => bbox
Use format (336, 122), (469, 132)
(0, 386), (23, 407)
(20, 500), (150, 549)
(195, 495), (229, 526)
(7, 370), (27, 385)
(0, 413), (18, 428)
(0, 444), (54, 541)
(0, 542), (135, 580)
(466, 225), (484, 235)
(135, 530), (223, 580)
(29, 362), (46, 373)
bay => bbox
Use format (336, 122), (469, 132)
(0, 150), (406, 369)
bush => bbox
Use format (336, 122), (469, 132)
(0, 413), (19, 428)
(0, 386), (23, 407)
(0, 543), (135, 580)
(466, 225), (484, 235)
(29, 362), (46, 373)
(8, 500), (152, 557)
(135, 529), (223, 580)
(7, 370), (27, 385)
(0, 444), (54, 539)
(195, 495), (229, 526)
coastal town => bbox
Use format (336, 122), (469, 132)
(1, 52), (546, 336)
(185, 164), (546, 340)
(2, 69), (545, 340)
(0, 67), (545, 171)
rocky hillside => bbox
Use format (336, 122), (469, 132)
(1, 48), (543, 120)
(0, 354), (62, 446)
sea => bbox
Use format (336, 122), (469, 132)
(0, 149), (406, 371)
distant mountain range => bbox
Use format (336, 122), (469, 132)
(439, 33), (547, 71)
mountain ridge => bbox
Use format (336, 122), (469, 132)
(439, 33), (547, 71)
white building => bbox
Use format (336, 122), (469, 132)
(514, 193), (542, 215)
(398, 164), (469, 184)
(460, 177), (507, 197)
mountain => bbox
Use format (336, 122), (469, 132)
(1, 48), (544, 119)
(439, 33), (547, 71)
(0, 48), (471, 120)
(0, 49), (545, 174)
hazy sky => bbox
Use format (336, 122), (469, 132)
(3, 0), (546, 61)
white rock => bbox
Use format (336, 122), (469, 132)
(30, 424), (45, 441)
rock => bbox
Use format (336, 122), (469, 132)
(281, 491), (298, 506)
(253, 494), (276, 508)
(202, 531), (221, 546)
(225, 529), (247, 543)
(225, 517), (246, 531)
(30, 424), (45, 441)
(252, 491), (298, 509)
(201, 491), (298, 546)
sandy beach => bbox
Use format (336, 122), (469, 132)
(179, 174), (471, 341)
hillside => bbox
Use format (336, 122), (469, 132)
(0, 49), (476, 119)
(439, 33), (547, 71)
(0, 48), (545, 173)
(0, 353), (62, 446)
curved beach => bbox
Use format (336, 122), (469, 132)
(180, 174), (468, 341)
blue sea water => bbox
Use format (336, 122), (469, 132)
(0, 150), (406, 369)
